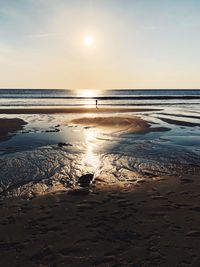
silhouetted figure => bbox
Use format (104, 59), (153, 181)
(96, 99), (98, 108)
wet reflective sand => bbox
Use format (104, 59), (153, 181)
(0, 106), (199, 197)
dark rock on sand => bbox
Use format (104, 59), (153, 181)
(83, 126), (92, 129)
(58, 142), (72, 147)
(45, 128), (60, 133)
(78, 173), (94, 187)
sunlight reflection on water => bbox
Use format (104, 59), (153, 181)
(84, 128), (100, 172)
(82, 99), (96, 107)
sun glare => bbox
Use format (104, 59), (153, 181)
(76, 90), (100, 106)
(84, 35), (94, 46)
(80, 90), (95, 98)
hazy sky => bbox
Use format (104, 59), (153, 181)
(0, 0), (200, 89)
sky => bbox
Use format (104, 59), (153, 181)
(0, 0), (200, 89)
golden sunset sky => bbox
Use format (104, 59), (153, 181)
(0, 0), (200, 89)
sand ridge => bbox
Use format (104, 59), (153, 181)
(70, 116), (170, 134)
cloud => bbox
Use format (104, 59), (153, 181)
(27, 33), (57, 38)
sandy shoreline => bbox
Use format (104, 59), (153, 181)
(0, 107), (161, 114)
(0, 174), (199, 266)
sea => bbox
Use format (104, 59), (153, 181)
(0, 89), (199, 108)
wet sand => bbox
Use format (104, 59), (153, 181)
(0, 174), (200, 266)
(0, 114), (169, 142)
(0, 118), (27, 140)
(70, 116), (170, 134)
(70, 116), (150, 134)
(0, 107), (161, 114)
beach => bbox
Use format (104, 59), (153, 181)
(1, 0), (200, 264)
(0, 174), (200, 266)
(0, 91), (199, 266)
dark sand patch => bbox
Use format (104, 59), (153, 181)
(70, 116), (170, 134)
(159, 117), (200, 127)
(0, 107), (161, 114)
(0, 118), (27, 140)
(0, 174), (199, 266)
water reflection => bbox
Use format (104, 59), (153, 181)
(83, 128), (100, 172)
(82, 99), (96, 107)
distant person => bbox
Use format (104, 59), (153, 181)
(96, 99), (98, 108)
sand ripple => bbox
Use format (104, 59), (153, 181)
(0, 145), (199, 198)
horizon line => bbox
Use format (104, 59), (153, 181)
(0, 88), (200, 90)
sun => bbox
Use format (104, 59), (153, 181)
(84, 35), (94, 46)
(78, 90), (96, 98)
